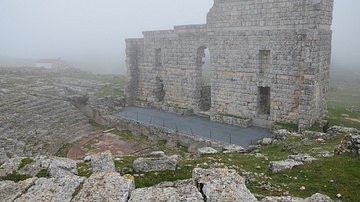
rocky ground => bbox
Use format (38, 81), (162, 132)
(0, 67), (125, 157)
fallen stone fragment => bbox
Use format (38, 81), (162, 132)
(130, 180), (203, 202)
(261, 193), (333, 202)
(192, 168), (257, 202)
(90, 150), (115, 173)
(269, 159), (304, 173)
(223, 144), (245, 153)
(197, 147), (218, 156)
(15, 175), (84, 202)
(48, 157), (78, 178)
(133, 155), (178, 173)
(288, 154), (317, 163)
(72, 172), (134, 202)
(0, 178), (37, 202)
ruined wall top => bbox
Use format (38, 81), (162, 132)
(207, 0), (334, 30)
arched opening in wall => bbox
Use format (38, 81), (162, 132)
(154, 76), (165, 102)
(197, 46), (211, 111)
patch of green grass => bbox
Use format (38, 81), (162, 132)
(55, 143), (72, 158)
(83, 140), (97, 151)
(1, 172), (31, 182)
(6, 152), (13, 158)
(114, 156), (137, 175)
(18, 158), (33, 169)
(326, 107), (360, 130)
(77, 161), (92, 178)
(36, 169), (48, 178)
(265, 154), (360, 202)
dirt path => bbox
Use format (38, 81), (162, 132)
(67, 132), (150, 160)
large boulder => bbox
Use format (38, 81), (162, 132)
(0, 178), (37, 202)
(48, 157), (77, 178)
(14, 175), (84, 202)
(90, 150), (115, 173)
(133, 155), (178, 173)
(192, 168), (258, 202)
(72, 172), (135, 202)
(0, 148), (9, 164)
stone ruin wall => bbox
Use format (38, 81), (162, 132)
(125, 0), (334, 130)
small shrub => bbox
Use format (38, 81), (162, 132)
(36, 169), (48, 178)
(1, 172), (31, 182)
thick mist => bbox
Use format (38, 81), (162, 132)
(0, 0), (359, 74)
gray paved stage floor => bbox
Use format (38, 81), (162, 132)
(116, 106), (271, 148)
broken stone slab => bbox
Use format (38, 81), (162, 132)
(153, 179), (204, 202)
(222, 144), (245, 153)
(269, 159), (304, 173)
(90, 150), (115, 173)
(0, 157), (23, 177)
(258, 138), (275, 146)
(133, 155), (178, 173)
(197, 147), (218, 156)
(14, 175), (84, 202)
(129, 187), (182, 202)
(72, 172), (135, 202)
(48, 157), (78, 178)
(0, 148), (9, 164)
(18, 156), (51, 177)
(129, 180), (204, 202)
(288, 154), (317, 163)
(0, 178), (37, 202)
(192, 168), (257, 202)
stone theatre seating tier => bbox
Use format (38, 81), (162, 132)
(125, 0), (334, 131)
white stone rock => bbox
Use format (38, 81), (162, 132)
(288, 154), (317, 163)
(192, 168), (257, 202)
(15, 175), (84, 202)
(90, 150), (115, 173)
(72, 172), (135, 202)
(197, 147), (218, 156)
(269, 159), (304, 173)
(223, 144), (245, 153)
(48, 157), (78, 178)
(0, 178), (37, 202)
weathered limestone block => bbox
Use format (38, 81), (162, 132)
(269, 159), (304, 173)
(288, 154), (317, 163)
(0, 178), (37, 202)
(18, 156), (50, 177)
(48, 157), (78, 178)
(129, 187), (181, 202)
(15, 175), (84, 202)
(0, 157), (23, 177)
(197, 147), (218, 156)
(130, 180), (204, 202)
(72, 172), (135, 202)
(0, 148), (9, 164)
(223, 144), (245, 153)
(133, 155), (178, 173)
(90, 150), (115, 173)
(192, 168), (257, 202)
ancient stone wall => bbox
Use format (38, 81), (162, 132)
(125, 0), (334, 130)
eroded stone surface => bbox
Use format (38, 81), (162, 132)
(72, 172), (134, 202)
(90, 150), (116, 173)
(192, 168), (258, 202)
(0, 178), (37, 202)
(197, 147), (218, 156)
(15, 175), (84, 202)
(48, 157), (78, 178)
(269, 159), (304, 173)
(133, 155), (178, 173)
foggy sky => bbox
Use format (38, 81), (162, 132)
(0, 0), (359, 74)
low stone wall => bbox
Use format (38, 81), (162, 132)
(101, 115), (227, 152)
(211, 114), (252, 128)
(158, 105), (193, 115)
